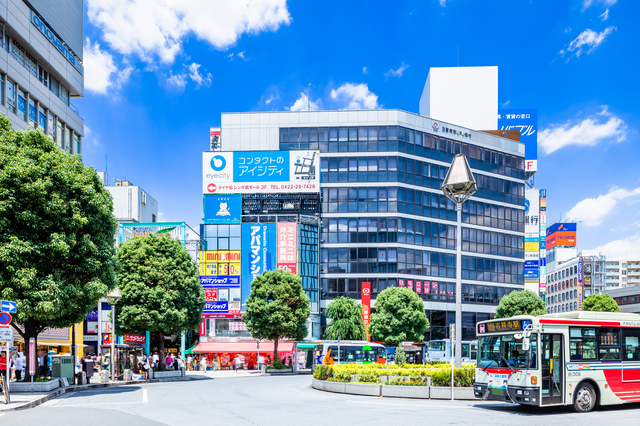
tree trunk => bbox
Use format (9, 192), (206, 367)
(12, 319), (42, 382)
(158, 330), (166, 371)
(273, 337), (279, 366)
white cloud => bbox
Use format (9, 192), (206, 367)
(264, 92), (278, 105)
(581, 0), (617, 12)
(438, 0), (448, 6)
(384, 62), (409, 79)
(599, 8), (610, 21)
(362, 66), (368, 74)
(330, 83), (379, 110)
(226, 52), (235, 61)
(565, 27), (572, 33)
(238, 51), (246, 60)
(289, 92), (321, 112)
(539, 106), (627, 154)
(167, 62), (212, 90)
(565, 187), (640, 227)
(87, 0), (291, 64)
(559, 27), (616, 59)
(187, 62), (212, 88)
(589, 233), (640, 260)
(83, 38), (133, 94)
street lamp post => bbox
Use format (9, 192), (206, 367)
(105, 288), (122, 382)
(441, 154), (477, 368)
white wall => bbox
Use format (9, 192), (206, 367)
(106, 185), (158, 223)
(419, 66), (498, 131)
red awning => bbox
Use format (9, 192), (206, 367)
(193, 342), (295, 354)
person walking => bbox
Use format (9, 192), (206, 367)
(212, 355), (220, 372)
(96, 353), (102, 374)
(0, 351), (7, 383)
(234, 354), (245, 373)
(200, 356), (208, 372)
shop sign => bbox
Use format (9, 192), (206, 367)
(204, 195), (242, 224)
(242, 223), (276, 306)
(202, 314), (243, 319)
(205, 289), (218, 301)
(399, 279), (405, 288)
(361, 282), (371, 341)
(200, 276), (240, 287)
(124, 334), (146, 344)
(416, 280), (422, 293)
(407, 280), (414, 291)
(276, 222), (298, 274)
(203, 301), (229, 314)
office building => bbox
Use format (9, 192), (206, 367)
(603, 260), (640, 288)
(0, 0), (84, 153)
(97, 172), (159, 224)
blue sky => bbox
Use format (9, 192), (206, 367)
(78, 0), (640, 258)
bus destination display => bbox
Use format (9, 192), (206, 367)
(478, 320), (530, 334)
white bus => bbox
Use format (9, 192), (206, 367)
(426, 340), (477, 363)
(313, 341), (387, 366)
(474, 312), (640, 412)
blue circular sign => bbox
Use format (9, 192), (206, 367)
(210, 155), (226, 171)
(0, 312), (11, 325)
(524, 199), (530, 213)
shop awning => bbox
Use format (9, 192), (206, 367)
(13, 337), (75, 346)
(193, 342), (295, 354)
(295, 342), (316, 349)
(185, 343), (199, 355)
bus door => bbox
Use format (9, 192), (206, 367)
(541, 334), (564, 405)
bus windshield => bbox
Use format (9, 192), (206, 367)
(478, 334), (538, 370)
(428, 341), (446, 351)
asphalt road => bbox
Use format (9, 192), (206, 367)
(2, 375), (640, 425)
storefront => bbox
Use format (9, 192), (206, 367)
(192, 341), (296, 369)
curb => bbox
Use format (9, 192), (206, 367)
(3, 376), (203, 412)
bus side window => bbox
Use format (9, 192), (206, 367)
(569, 327), (597, 361)
(598, 328), (621, 361)
(622, 329), (640, 361)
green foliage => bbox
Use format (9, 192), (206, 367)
(495, 290), (547, 319)
(394, 346), (407, 365)
(369, 287), (429, 346)
(583, 294), (620, 312)
(316, 363), (476, 387)
(324, 296), (366, 340)
(0, 114), (118, 378)
(116, 234), (205, 335)
(244, 269), (311, 360)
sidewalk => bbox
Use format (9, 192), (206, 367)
(0, 373), (211, 412)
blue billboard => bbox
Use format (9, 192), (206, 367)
(524, 269), (539, 279)
(204, 194), (242, 223)
(546, 222), (577, 236)
(498, 109), (537, 160)
(202, 301), (229, 314)
(241, 223), (276, 305)
(199, 276), (240, 288)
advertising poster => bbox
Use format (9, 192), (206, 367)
(119, 222), (186, 246)
(203, 150), (320, 194)
(416, 280), (422, 294)
(199, 250), (241, 288)
(210, 127), (222, 151)
(276, 222), (298, 274)
(204, 195), (242, 224)
(498, 109), (537, 170)
(361, 282), (371, 341)
(578, 261), (583, 310)
(242, 223), (276, 305)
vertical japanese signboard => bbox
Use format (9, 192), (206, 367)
(361, 282), (371, 341)
(539, 189), (547, 294)
(242, 223), (276, 305)
(276, 223), (298, 274)
(578, 261), (583, 311)
(524, 188), (541, 294)
(498, 109), (537, 171)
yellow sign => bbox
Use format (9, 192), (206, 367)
(525, 242), (539, 251)
(200, 262), (241, 276)
(199, 250), (241, 263)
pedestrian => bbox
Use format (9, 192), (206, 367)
(266, 354), (272, 366)
(186, 355), (193, 371)
(234, 354), (244, 372)
(298, 351), (306, 370)
(258, 354), (265, 371)
(173, 355), (180, 371)
(96, 353), (102, 373)
(38, 349), (49, 378)
(200, 356), (208, 372)
(212, 354), (220, 371)
(0, 351), (7, 383)
(13, 352), (23, 381)
(142, 355), (151, 379)
(165, 353), (173, 370)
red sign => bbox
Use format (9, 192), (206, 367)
(205, 289), (218, 301)
(202, 314), (243, 319)
(547, 231), (576, 249)
(207, 183), (217, 193)
(424, 281), (430, 294)
(407, 280), (413, 291)
(102, 334), (112, 345)
(200, 320), (206, 335)
(124, 334), (146, 344)
(0, 313), (12, 325)
(399, 279), (405, 288)
(416, 281), (422, 294)
(276, 222), (298, 275)
(361, 282), (371, 341)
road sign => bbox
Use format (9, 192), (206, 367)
(0, 312), (11, 325)
(0, 327), (12, 342)
(1, 300), (17, 313)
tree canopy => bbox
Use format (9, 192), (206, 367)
(324, 296), (366, 340)
(116, 233), (204, 369)
(582, 294), (620, 312)
(244, 269), (310, 361)
(495, 290), (547, 319)
(369, 287), (429, 346)
(0, 115), (118, 378)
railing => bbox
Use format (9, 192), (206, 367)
(70, 103), (80, 115)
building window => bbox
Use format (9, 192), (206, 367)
(6, 79), (15, 113)
(28, 98), (36, 128)
(56, 120), (63, 149)
(48, 113), (55, 139)
(17, 90), (26, 121)
(38, 106), (46, 130)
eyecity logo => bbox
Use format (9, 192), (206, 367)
(210, 155), (227, 171)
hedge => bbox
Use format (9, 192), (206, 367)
(313, 363), (475, 387)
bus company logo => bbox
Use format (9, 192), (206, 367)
(362, 287), (370, 295)
(210, 155), (227, 171)
(207, 183), (217, 193)
(478, 324), (486, 334)
(432, 122), (440, 130)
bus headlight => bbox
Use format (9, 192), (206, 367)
(531, 376), (537, 385)
(524, 391), (530, 396)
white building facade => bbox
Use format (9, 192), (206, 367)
(0, 0), (84, 153)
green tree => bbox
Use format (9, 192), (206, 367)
(244, 269), (310, 362)
(394, 346), (407, 365)
(495, 290), (547, 319)
(116, 234), (205, 370)
(0, 115), (118, 379)
(324, 296), (366, 340)
(369, 287), (429, 346)
(583, 294), (620, 312)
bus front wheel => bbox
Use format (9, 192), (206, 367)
(573, 383), (596, 413)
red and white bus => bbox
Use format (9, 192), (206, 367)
(474, 312), (640, 412)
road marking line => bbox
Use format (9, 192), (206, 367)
(347, 400), (475, 408)
(142, 388), (148, 403)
